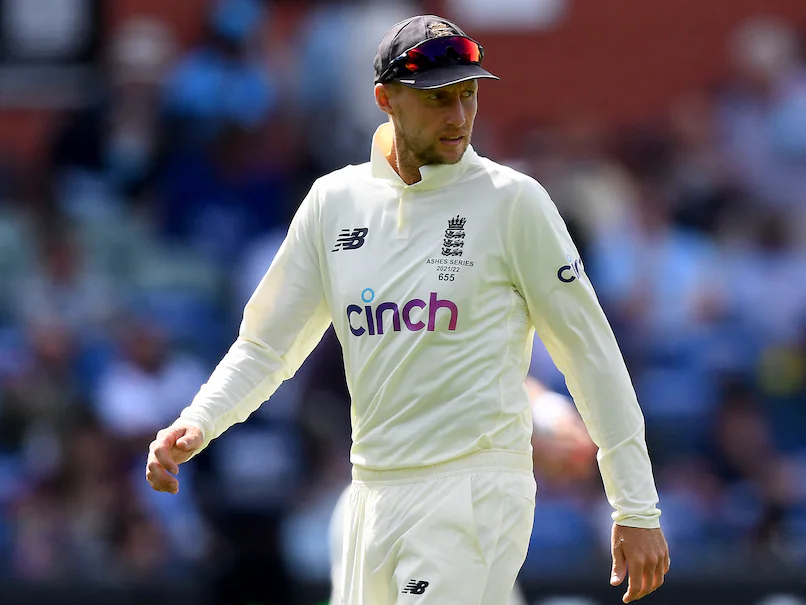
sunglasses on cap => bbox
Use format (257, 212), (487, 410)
(378, 36), (485, 83)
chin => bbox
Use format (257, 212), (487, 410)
(440, 145), (468, 165)
(419, 142), (467, 167)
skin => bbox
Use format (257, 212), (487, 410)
(145, 425), (202, 495)
(611, 524), (671, 603)
(374, 79), (478, 184)
(146, 75), (670, 603)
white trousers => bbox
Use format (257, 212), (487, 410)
(330, 451), (535, 605)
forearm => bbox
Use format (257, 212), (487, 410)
(177, 336), (293, 452)
(538, 312), (661, 526)
(509, 179), (660, 526)
(597, 427), (660, 528)
(175, 181), (331, 456)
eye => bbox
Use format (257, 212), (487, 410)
(462, 90), (476, 98)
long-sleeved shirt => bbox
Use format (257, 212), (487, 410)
(177, 122), (661, 528)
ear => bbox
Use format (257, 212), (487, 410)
(375, 83), (394, 116)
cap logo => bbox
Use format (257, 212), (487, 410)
(428, 22), (455, 37)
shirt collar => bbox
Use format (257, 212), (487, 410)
(369, 122), (479, 190)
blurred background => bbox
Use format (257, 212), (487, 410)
(0, 0), (804, 604)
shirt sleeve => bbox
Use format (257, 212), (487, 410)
(175, 181), (332, 455)
(508, 178), (661, 529)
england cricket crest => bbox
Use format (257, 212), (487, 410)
(442, 215), (466, 257)
(428, 21), (456, 38)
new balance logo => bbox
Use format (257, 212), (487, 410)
(402, 580), (429, 595)
(332, 227), (368, 252)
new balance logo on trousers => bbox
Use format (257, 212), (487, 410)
(402, 579), (430, 595)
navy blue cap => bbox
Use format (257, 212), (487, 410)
(373, 15), (499, 89)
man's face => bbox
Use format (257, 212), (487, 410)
(385, 79), (479, 166)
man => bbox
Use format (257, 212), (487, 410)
(328, 376), (597, 605)
(146, 15), (670, 604)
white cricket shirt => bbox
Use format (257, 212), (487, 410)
(177, 123), (661, 528)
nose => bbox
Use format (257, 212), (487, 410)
(444, 97), (466, 128)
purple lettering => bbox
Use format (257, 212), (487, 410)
(346, 305), (365, 336)
(347, 293), (458, 336)
(375, 302), (401, 334)
(428, 292), (458, 331)
(402, 299), (427, 331)
(365, 306), (375, 336)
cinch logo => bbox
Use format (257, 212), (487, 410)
(346, 289), (458, 337)
(557, 254), (584, 283)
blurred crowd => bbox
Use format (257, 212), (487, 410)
(0, 0), (804, 601)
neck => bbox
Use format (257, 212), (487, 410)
(387, 133), (423, 186)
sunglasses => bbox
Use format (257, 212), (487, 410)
(379, 36), (485, 83)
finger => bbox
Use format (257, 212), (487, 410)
(641, 557), (659, 598)
(153, 445), (180, 475)
(176, 429), (202, 451)
(146, 459), (179, 493)
(147, 473), (178, 494)
(147, 469), (178, 494)
(611, 543), (627, 586)
(665, 553), (671, 574)
(636, 559), (663, 601)
(623, 560), (644, 603)
(652, 557), (665, 595)
(146, 458), (172, 486)
(150, 427), (177, 451)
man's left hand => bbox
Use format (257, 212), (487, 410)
(609, 524), (670, 603)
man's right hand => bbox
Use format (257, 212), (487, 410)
(145, 424), (204, 494)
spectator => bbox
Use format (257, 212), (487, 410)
(11, 226), (118, 342)
(294, 0), (420, 170)
(721, 209), (806, 349)
(94, 317), (206, 458)
(554, 113), (639, 246)
(589, 179), (725, 355)
(156, 0), (289, 261)
(709, 378), (802, 567)
(49, 18), (177, 218)
(0, 318), (85, 469)
(163, 0), (277, 147)
(665, 93), (735, 234)
(157, 123), (292, 262)
(8, 409), (153, 583)
(718, 16), (806, 213)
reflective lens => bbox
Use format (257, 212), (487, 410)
(382, 36), (484, 81)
